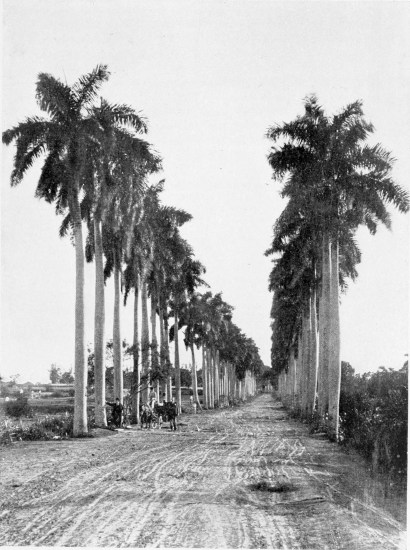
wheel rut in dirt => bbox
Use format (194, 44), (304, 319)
(0, 394), (405, 548)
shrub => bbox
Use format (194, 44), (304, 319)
(42, 415), (74, 437)
(0, 413), (97, 444)
(5, 395), (32, 418)
(339, 363), (407, 479)
(0, 415), (72, 443)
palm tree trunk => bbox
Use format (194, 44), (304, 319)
(72, 191), (87, 436)
(202, 344), (207, 408)
(207, 347), (213, 408)
(190, 343), (202, 410)
(131, 281), (140, 424)
(151, 291), (159, 389)
(318, 233), (331, 419)
(93, 217), (106, 427)
(141, 276), (150, 404)
(306, 304), (312, 417)
(159, 305), (166, 401)
(113, 264), (123, 403)
(224, 363), (228, 401)
(291, 347), (297, 410)
(307, 289), (318, 417)
(295, 333), (302, 413)
(328, 238), (341, 440)
(215, 350), (220, 406)
(174, 306), (182, 414)
(301, 310), (309, 418)
(230, 364), (235, 402)
(164, 315), (172, 401)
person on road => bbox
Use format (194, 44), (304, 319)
(106, 398), (123, 428)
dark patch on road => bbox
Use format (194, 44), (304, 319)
(249, 480), (298, 493)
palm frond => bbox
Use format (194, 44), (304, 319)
(35, 151), (68, 203)
(36, 73), (73, 120)
(59, 212), (72, 238)
(72, 64), (110, 109)
(101, 99), (148, 133)
(11, 142), (47, 186)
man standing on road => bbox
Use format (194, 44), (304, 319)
(106, 398), (123, 428)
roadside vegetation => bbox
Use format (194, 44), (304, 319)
(1, 414), (76, 444)
(339, 361), (407, 479)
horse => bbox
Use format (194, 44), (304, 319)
(155, 401), (178, 431)
(140, 403), (158, 429)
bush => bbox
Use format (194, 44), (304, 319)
(5, 395), (32, 418)
(0, 412), (96, 444)
(339, 363), (407, 479)
(0, 414), (73, 443)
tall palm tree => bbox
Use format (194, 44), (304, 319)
(103, 167), (149, 406)
(169, 246), (207, 413)
(267, 95), (409, 438)
(91, 102), (159, 424)
(3, 65), (110, 435)
(178, 291), (210, 409)
(79, 100), (159, 425)
(123, 183), (191, 411)
(147, 202), (193, 398)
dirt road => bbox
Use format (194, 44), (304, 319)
(0, 394), (406, 548)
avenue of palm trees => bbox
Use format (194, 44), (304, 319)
(2, 65), (263, 435)
(266, 95), (409, 440)
(4, 69), (408, 441)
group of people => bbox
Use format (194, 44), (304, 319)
(106, 387), (175, 428)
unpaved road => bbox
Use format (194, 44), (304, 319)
(0, 394), (406, 548)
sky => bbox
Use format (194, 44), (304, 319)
(1, 0), (409, 383)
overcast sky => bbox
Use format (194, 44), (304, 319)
(1, 0), (409, 383)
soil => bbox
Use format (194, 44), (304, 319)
(0, 394), (406, 548)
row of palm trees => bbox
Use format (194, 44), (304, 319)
(176, 291), (264, 410)
(266, 96), (409, 440)
(3, 65), (263, 436)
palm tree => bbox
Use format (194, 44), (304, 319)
(3, 65), (111, 435)
(79, 99), (159, 425)
(267, 95), (409, 438)
(217, 317), (262, 403)
(123, 182), (192, 412)
(148, 202), (193, 399)
(169, 244), (207, 413)
(103, 169), (148, 406)
(179, 292), (210, 409)
(93, 102), (159, 424)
